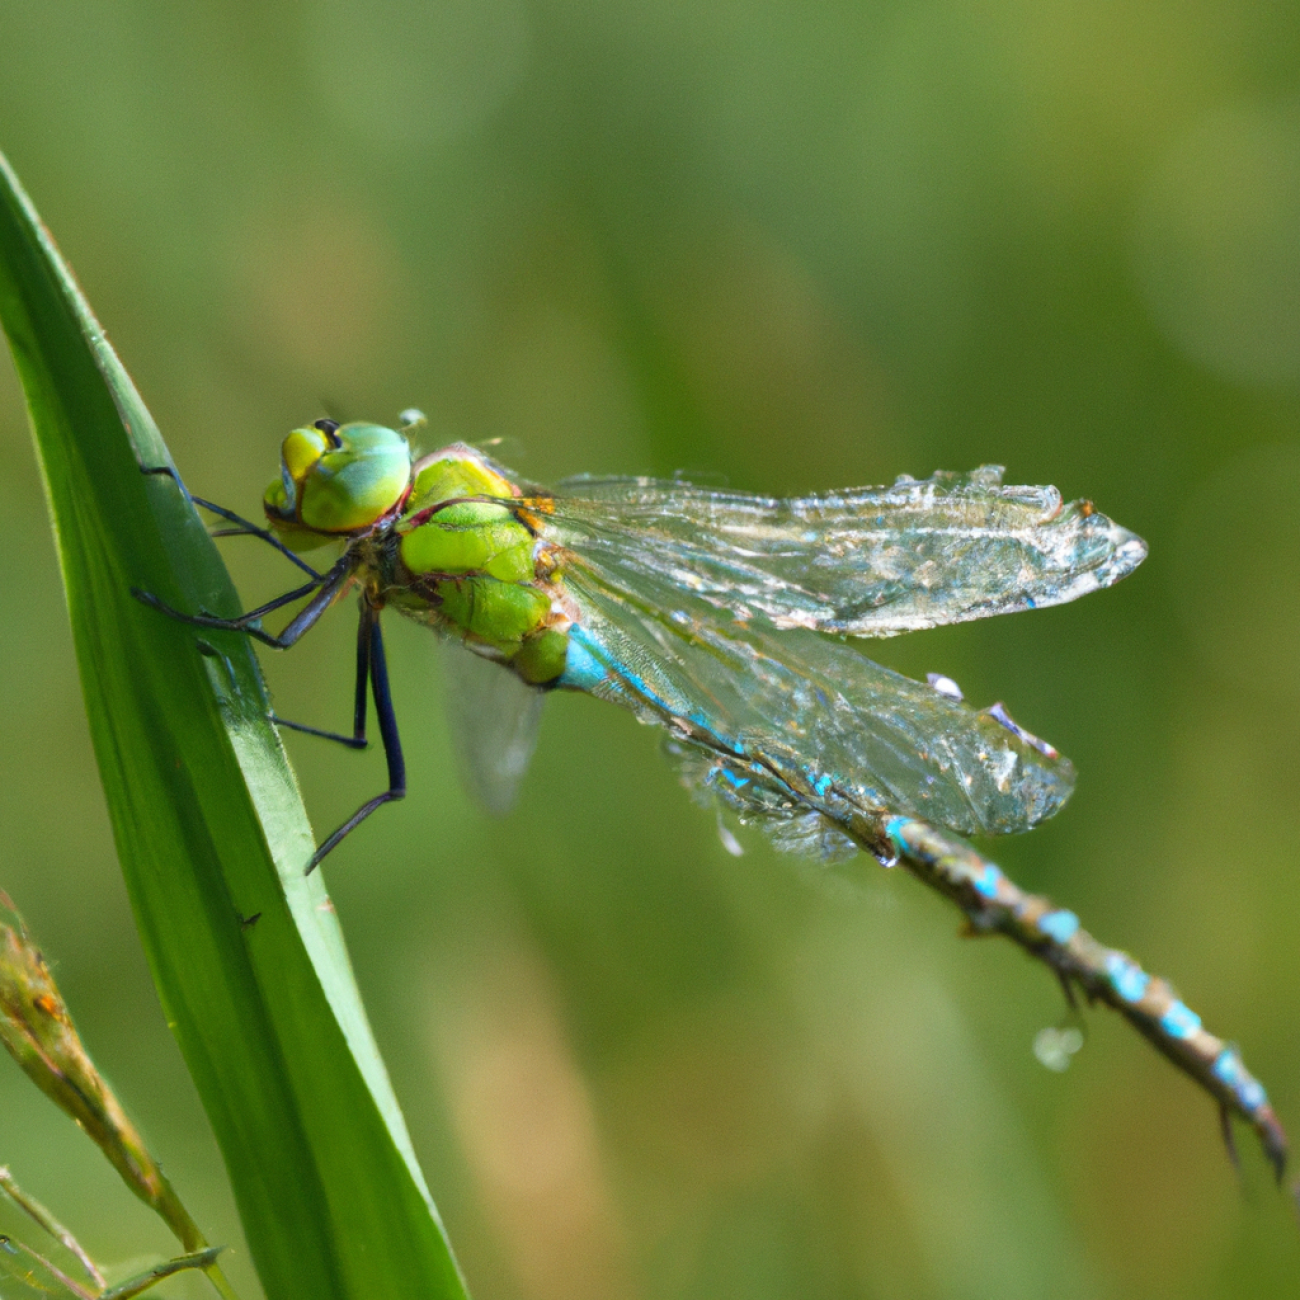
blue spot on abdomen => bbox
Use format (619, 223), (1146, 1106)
(558, 625), (608, 690)
(1159, 1001), (1201, 1040)
(1037, 910), (1079, 944)
(1105, 952), (1150, 1003)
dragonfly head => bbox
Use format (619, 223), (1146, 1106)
(263, 419), (413, 548)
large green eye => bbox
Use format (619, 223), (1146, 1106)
(265, 420), (413, 535)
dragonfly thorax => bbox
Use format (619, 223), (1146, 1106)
(382, 444), (572, 685)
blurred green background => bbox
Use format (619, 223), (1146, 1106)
(2, 1), (1299, 1297)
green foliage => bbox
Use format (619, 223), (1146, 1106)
(0, 154), (467, 1300)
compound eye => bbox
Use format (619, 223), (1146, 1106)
(281, 426), (331, 483)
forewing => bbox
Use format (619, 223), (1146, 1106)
(541, 466), (1146, 636)
(440, 639), (545, 815)
(559, 551), (1076, 850)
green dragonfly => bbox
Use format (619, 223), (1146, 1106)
(139, 413), (1144, 868)
(137, 415), (1288, 1180)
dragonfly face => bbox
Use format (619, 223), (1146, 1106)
(263, 418), (413, 544)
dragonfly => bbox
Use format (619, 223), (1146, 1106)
(138, 412), (1145, 865)
(136, 414), (1287, 1179)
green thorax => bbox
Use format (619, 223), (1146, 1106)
(390, 447), (569, 683)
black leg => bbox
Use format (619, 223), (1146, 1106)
(352, 605), (371, 738)
(195, 497), (324, 580)
(271, 716), (370, 749)
(1055, 968), (1079, 1012)
(1219, 1102), (1241, 1172)
(141, 464), (322, 579)
(306, 608), (405, 873)
(225, 576), (329, 625)
(132, 554), (355, 649)
(270, 612), (372, 750)
(194, 639), (238, 693)
(135, 540), (405, 871)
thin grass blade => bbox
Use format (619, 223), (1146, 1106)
(0, 152), (468, 1300)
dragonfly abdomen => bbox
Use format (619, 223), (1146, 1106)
(884, 817), (1288, 1180)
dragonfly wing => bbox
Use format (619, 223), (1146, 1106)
(439, 638), (545, 815)
(540, 466), (1146, 636)
(558, 552), (1076, 851)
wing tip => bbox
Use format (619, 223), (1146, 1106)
(1065, 499), (1148, 591)
(1093, 524), (1149, 587)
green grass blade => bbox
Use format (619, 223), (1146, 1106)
(0, 153), (469, 1300)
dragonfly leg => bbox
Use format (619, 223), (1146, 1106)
(1219, 1102), (1241, 1172)
(1055, 968), (1080, 1012)
(194, 639), (238, 693)
(196, 497), (324, 579)
(271, 611), (371, 751)
(132, 554), (355, 649)
(272, 717), (368, 748)
(141, 464), (323, 578)
(306, 606), (405, 873)
(141, 463), (184, 484)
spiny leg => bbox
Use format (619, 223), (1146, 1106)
(271, 610), (371, 751)
(146, 576), (353, 739)
(306, 605), (405, 873)
(137, 555), (398, 866)
(136, 472), (366, 733)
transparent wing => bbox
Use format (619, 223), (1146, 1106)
(440, 639), (545, 815)
(539, 466), (1146, 637)
(559, 551), (1077, 851)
